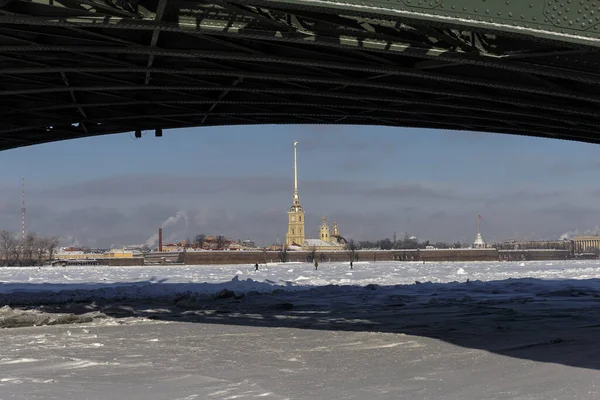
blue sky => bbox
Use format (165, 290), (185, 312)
(0, 125), (599, 247)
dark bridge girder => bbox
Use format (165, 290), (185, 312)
(1, 0), (600, 150)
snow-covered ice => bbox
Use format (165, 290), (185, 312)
(2, 259), (600, 302)
(1, 260), (600, 399)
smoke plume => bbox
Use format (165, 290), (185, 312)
(144, 211), (188, 247)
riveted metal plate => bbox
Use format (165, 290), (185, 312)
(441, 0), (545, 23)
(398, 0), (444, 9)
(266, 0), (600, 47)
(543, 0), (600, 31)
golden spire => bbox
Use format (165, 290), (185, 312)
(293, 141), (298, 199)
(286, 140), (305, 247)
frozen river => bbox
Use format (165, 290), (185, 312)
(2, 259), (600, 300)
(1, 260), (600, 399)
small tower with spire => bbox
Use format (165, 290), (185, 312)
(286, 141), (305, 246)
(319, 217), (330, 242)
(333, 221), (340, 237)
(473, 214), (486, 248)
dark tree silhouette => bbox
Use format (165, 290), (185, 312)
(194, 234), (206, 249)
(346, 239), (359, 262)
(215, 235), (226, 250)
(278, 245), (289, 263)
(309, 246), (317, 262)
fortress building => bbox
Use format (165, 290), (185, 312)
(285, 141), (346, 251)
(303, 217), (346, 251)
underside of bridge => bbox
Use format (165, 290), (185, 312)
(1, 0), (600, 150)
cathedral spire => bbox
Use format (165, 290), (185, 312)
(293, 141), (299, 200)
(286, 140), (305, 246)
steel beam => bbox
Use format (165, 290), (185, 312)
(0, 0), (599, 150)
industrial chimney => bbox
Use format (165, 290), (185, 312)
(158, 228), (163, 252)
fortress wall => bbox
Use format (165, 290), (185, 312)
(392, 249), (498, 262)
(104, 257), (145, 266)
(181, 250), (396, 265)
(145, 249), (575, 266)
(498, 250), (572, 261)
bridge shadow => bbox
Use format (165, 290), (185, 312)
(2, 276), (600, 371)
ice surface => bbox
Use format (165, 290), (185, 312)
(1, 260), (600, 399)
(2, 260), (600, 302)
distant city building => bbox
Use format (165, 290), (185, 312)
(160, 243), (180, 252)
(104, 249), (136, 258)
(157, 235), (252, 252)
(242, 239), (256, 248)
(55, 248), (89, 260)
(573, 236), (600, 253)
(55, 247), (138, 260)
(495, 240), (572, 251)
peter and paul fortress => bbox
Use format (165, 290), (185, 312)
(285, 141), (346, 251)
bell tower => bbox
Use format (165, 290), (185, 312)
(319, 217), (330, 242)
(286, 141), (305, 246)
(333, 221), (340, 237)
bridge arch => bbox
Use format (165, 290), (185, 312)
(0, 0), (599, 150)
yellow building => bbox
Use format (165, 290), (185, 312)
(161, 243), (180, 252)
(104, 249), (134, 258)
(284, 141), (346, 251)
(55, 248), (137, 259)
(55, 250), (95, 260)
(303, 217), (346, 251)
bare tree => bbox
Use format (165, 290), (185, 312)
(346, 239), (359, 262)
(46, 237), (60, 262)
(194, 234), (206, 249)
(0, 230), (17, 266)
(278, 244), (289, 263)
(215, 235), (226, 250)
(308, 246), (317, 262)
(22, 233), (36, 265)
(379, 238), (393, 250)
(35, 237), (48, 265)
(10, 238), (22, 266)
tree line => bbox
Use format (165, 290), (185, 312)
(189, 234), (227, 250)
(355, 238), (463, 250)
(0, 231), (60, 266)
(273, 237), (465, 264)
(493, 241), (572, 251)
